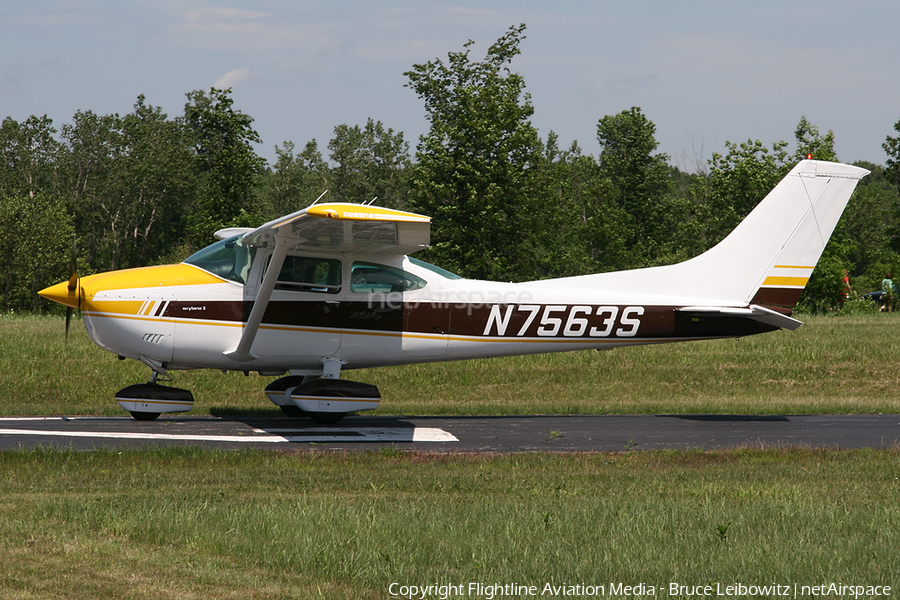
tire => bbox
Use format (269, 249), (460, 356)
(279, 405), (305, 418)
(130, 411), (161, 421)
(307, 412), (345, 425)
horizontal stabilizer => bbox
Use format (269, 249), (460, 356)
(676, 304), (803, 331)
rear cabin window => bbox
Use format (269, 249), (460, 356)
(351, 262), (426, 294)
(276, 256), (342, 294)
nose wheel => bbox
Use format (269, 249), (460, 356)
(115, 369), (194, 421)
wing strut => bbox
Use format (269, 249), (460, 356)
(224, 240), (289, 363)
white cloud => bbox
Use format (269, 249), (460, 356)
(213, 68), (255, 89)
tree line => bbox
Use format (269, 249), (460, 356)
(4, 24), (900, 314)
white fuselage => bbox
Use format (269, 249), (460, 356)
(77, 249), (771, 377)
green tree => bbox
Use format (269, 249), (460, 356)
(404, 24), (546, 280)
(884, 118), (900, 191)
(666, 166), (711, 262)
(0, 193), (72, 312)
(328, 119), (410, 208)
(260, 140), (329, 219)
(182, 88), (266, 247)
(59, 99), (197, 271)
(595, 107), (675, 266)
(704, 139), (791, 247)
(0, 115), (61, 199)
(116, 96), (196, 266)
(793, 116), (837, 162)
(535, 134), (631, 276)
(59, 109), (125, 270)
(826, 162), (900, 290)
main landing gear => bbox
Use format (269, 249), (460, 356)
(263, 357), (381, 425)
(264, 376), (381, 424)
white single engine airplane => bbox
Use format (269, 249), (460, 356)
(40, 159), (868, 422)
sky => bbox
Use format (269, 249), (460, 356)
(2, 1), (898, 171)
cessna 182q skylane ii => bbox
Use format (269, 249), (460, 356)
(39, 159), (868, 422)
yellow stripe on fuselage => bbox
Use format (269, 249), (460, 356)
(82, 264), (226, 296)
(86, 301), (146, 317)
(80, 264), (229, 316)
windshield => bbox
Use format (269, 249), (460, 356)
(184, 235), (256, 284)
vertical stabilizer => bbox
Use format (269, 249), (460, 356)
(533, 160), (869, 308)
(744, 161), (869, 308)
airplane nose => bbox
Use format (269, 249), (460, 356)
(38, 280), (80, 309)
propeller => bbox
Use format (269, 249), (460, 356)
(65, 236), (80, 340)
(37, 235), (84, 337)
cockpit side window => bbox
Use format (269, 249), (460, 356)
(276, 255), (342, 294)
(350, 262), (426, 294)
(184, 235), (255, 284)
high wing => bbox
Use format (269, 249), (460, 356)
(224, 202), (431, 362)
(241, 202), (431, 255)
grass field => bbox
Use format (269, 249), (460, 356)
(2, 314), (900, 599)
(1, 448), (898, 599)
(3, 313), (900, 417)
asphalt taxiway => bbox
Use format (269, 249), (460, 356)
(0, 414), (898, 452)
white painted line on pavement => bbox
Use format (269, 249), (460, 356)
(0, 427), (458, 443)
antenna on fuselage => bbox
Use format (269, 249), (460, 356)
(309, 190), (328, 206)
(365, 196), (378, 205)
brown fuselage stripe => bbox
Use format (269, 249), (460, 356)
(160, 300), (781, 340)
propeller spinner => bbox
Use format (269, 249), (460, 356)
(38, 237), (82, 339)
